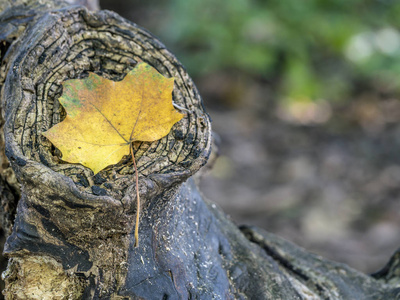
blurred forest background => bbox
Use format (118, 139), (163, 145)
(101, 0), (400, 273)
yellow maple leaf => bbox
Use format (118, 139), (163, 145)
(43, 62), (183, 174)
(43, 62), (183, 247)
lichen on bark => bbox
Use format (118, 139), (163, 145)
(2, 256), (84, 300)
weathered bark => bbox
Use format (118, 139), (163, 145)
(0, 1), (399, 299)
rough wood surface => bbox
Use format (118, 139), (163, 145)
(0, 1), (399, 299)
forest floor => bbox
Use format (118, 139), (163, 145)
(198, 72), (400, 273)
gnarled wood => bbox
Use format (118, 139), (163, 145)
(1, 1), (400, 299)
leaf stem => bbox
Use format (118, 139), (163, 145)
(130, 143), (140, 247)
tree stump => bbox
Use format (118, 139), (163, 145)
(0, 1), (400, 299)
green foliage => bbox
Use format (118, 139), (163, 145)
(159, 0), (400, 102)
